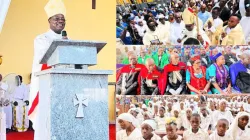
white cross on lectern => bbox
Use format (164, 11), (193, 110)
(74, 94), (88, 118)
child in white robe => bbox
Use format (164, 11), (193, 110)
(209, 119), (233, 140)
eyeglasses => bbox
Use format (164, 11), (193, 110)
(50, 17), (66, 22)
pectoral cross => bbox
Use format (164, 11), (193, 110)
(74, 94), (88, 118)
(92, 0), (96, 9)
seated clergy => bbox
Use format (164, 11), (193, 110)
(140, 58), (163, 95)
(220, 15), (246, 45)
(161, 53), (187, 95)
(116, 53), (146, 95)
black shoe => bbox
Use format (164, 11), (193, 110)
(6, 128), (11, 133)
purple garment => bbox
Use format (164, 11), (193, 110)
(214, 63), (228, 89)
(229, 61), (248, 92)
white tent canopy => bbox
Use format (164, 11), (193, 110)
(0, 0), (11, 33)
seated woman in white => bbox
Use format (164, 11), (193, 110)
(116, 113), (142, 140)
(227, 112), (250, 140)
(155, 106), (167, 132)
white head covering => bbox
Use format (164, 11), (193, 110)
(118, 113), (137, 127)
(141, 119), (157, 130)
(44, 0), (66, 19)
(228, 112), (250, 139)
(219, 99), (227, 105)
(142, 104), (147, 109)
(158, 14), (165, 19)
(130, 104), (136, 108)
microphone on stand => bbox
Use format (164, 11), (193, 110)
(62, 30), (68, 39)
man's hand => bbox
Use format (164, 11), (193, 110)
(208, 21), (212, 29)
(226, 86), (232, 94)
(221, 32), (226, 39)
(177, 38), (182, 43)
(197, 34), (204, 44)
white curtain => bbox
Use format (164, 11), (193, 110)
(0, 0), (11, 33)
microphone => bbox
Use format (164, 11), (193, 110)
(62, 30), (68, 39)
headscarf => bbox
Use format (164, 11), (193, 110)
(141, 119), (157, 130)
(227, 112), (250, 139)
(118, 113), (138, 128)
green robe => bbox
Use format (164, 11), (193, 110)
(137, 55), (151, 64)
(152, 53), (169, 68)
(122, 57), (129, 64)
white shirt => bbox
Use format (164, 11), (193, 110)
(212, 110), (234, 126)
(143, 28), (164, 45)
(234, 127), (250, 140)
(162, 135), (183, 140)
(183, 129), (210, 140)
(157, 22), (171, 43)
(116, 128), (142, 140)
(182, 116), (191, 130)
(240, 16), (250, 43)
(243, 103), (250, 113)
(155, 116), (167, 131)
(209, 131), (233, 140)
(136, 133), (161, 140)
(170, 21), (185, 45)
(135, 24), (147, 37)
(200, 114), (212, 131)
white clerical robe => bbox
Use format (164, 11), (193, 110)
(157, 22), (171, 43)
(170, 21), (185, 45)
(221, 24), (246, 45)
(30, 29), (63, 140)
(181, 26), (211, 45)
(162, 135), (183, 140)
(13, 83), (29, 132)
(240, 16), (250, 44)
(2, 85), (12, 129)
(116, 128), (142, 140)
(209, 131), (233, 140)
(136, 133), (161, 140)
(183, 129), (210, 140)
(143, 28), (165, 45)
